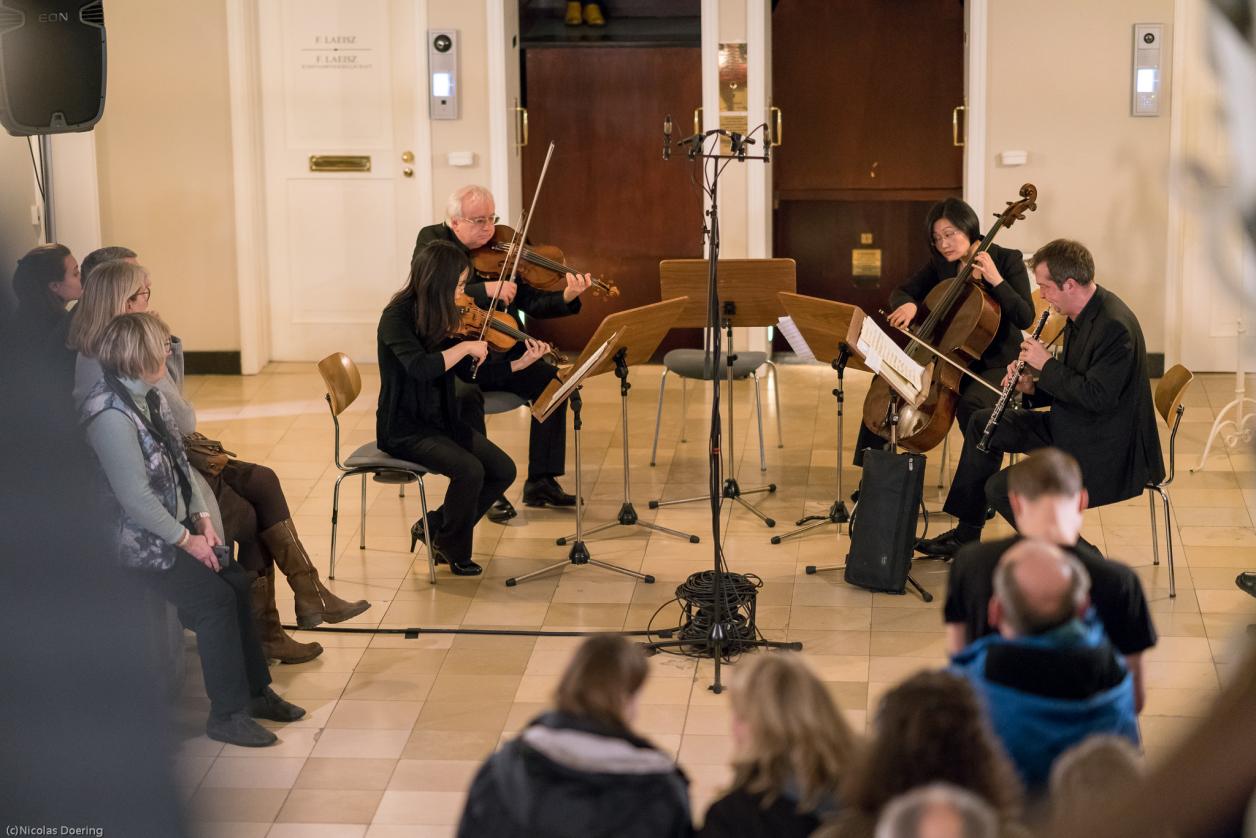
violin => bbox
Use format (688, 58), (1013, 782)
(452, 291), (568, 365)
(861, 184), (1038, 453)
(471, 225), (619, 298)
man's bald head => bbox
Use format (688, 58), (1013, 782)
(992, 540), (1090, 636)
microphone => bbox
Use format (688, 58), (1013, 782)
(663, 114), (672, 161)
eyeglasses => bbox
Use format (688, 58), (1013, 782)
(459, 215), (499, 227)
(931, 228), (961, 247)
(129, 287), (152, 303)
(162, 339), (173, 356)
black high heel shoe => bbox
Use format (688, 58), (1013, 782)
(409, 519), (448, 564)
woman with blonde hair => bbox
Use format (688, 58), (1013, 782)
(70, 258), (368, 664)
(458, 635), (692, 837)
(80, 312), (304, 747)
(698, 653), (858, 837)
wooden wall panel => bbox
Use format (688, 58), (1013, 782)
(520, 46), (703, 354)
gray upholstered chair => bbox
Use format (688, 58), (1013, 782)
(317, 352), (436, 583)
(649, 348), (782, 469)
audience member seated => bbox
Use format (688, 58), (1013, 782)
(875, 783), (998, 838)
(944, 448), (1155, 710)
(1047, 735), (1148, 829)
(68, 257), (368, 664)
(79, 245), (138, 282)
(457, 635), (692, 838)
(814, 671), (1025, 838)
(79, 312), (305, 747)
(697, 653), (858, 838)
(7, 243), (81, 353)
(951, 540), (1140, 791)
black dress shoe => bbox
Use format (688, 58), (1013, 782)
(915, 527), (978, 558)
(486, 496), (517, 524)
(447, 558), (483, 576)
(522, 477), (577, 508)
(1237, 572), (1256, 599)
(206, 712), (278, 747)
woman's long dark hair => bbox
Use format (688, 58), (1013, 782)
(13, 243), (72, 319)
(925, 198), (982, 256)
(390, 240), (469, 343)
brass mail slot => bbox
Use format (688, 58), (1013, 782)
(308, 155), (371, 173)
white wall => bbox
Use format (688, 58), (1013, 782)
(0, 135), (43, 319)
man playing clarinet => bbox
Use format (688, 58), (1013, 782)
(916, 239), (1164, 557)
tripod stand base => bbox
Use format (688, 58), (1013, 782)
(557, 502), (700, 546)
(504, 540), (657, 587)
(648, 479), (778, 527)
(772, 500), (850, 544)
(802, 563), (933, 602)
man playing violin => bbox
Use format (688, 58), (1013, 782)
(413, 185), (593, 522)
(916, 239), (1164, 557)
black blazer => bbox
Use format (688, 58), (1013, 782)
(1033, 285), (1166, 507)
(413, 223), (580, 325)
(889, 241), (1034, 370)
(376, 297), (509, 452)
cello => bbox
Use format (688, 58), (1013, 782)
(861, 184), (1038, 453)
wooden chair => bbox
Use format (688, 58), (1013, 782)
(1030, 288), (1068, 350)
(1147, 364), (1195, 598)
(317, 352), (436, 583)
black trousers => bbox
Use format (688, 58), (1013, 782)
(943, 407), (1053, 528)
(137, 556), (271, 718)
(209, 460), (292, 572)
(388, 429), (516, 562)
(854, 367), (1006, 465)
(457, 361), (565, 481)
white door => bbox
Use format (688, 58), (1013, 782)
(259, 0), (431, 362)
(487, 0), (523, 223)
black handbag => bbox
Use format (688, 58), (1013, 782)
(844, 449), (926, 594)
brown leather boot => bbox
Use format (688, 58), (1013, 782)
(249, 567), (323, 664)
(261, 518), (371, 629)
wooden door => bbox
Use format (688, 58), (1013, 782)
(771, 0), (963, 349)
(519, 46), (703, 353)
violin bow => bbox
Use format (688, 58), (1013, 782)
(472, 141), (556, 378)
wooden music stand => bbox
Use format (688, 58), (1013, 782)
(771, 293), (870, 544)
(508, 331), (655, 588)
(649, 258), (797, 526)
(532, 298), (701, 547)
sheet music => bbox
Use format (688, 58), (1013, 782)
(856, 318), (927, 400)
(534, 333), (620, 422)
(775, 316), (816, 362)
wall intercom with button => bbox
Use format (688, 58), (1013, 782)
(1132, 24), (1163, 117)
(429, 29), (458, 120)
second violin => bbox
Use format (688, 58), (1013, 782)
(471, 224), (619, 298)
(452, 290), (567, 365)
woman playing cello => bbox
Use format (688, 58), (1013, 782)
(854, 197), (1034, 464)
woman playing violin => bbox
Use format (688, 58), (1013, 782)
(413, 185), (594, 523)
(377, 240), (551, 575)
(855, 197), (1034, 463)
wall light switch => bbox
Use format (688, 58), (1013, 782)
(999, 150), (1028, 166)
(447, 151), (475, 167)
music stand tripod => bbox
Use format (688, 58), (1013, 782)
(648, 259), (797, 528)
(549, 297), (699, 546)
(505, 332), (656, 588)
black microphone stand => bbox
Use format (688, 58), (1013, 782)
(643, 125), (800, 693)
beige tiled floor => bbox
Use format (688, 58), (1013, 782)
(177, 362), (1256, 837)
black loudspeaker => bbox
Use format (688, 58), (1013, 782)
(0, 0), (105, 136)
(844, 449), (926, 594)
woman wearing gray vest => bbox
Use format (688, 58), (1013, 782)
(80, 312), (305, 747)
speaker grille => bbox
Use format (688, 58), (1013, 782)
(0, 5), (24, 36)
(80, 1), (103, 28)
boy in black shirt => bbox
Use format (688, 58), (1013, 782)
(944, 448), (1155, 711)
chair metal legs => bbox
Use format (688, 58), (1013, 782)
(751, 371), (766, 472)
(416, 475), (435, 584)
(650, 368), (670, 466)
(360, 474), (368, 549)
(1148, 490), (1161, 568)
(329, 470), (350, 580)
(329, 468), (435, 585)
(765, 360), (783, 449)
(1148, 484), (1177, 598)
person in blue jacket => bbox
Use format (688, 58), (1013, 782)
(951, 539), (1139, 791)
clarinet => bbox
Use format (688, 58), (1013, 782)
(976, 310), (1051, 453)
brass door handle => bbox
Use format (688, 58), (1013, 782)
(952, 104), (966, 147)
(402, 167), (414, 178)
(401, 150), (414, 163)
(693, 106), (703, 134)
(769, 106), (782, 147)
(515, 102), (528, 150)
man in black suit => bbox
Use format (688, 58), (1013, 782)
(412, 185), (593, 522)
(918, 238), (1165, 556)
(944, 448), (1155, 711)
